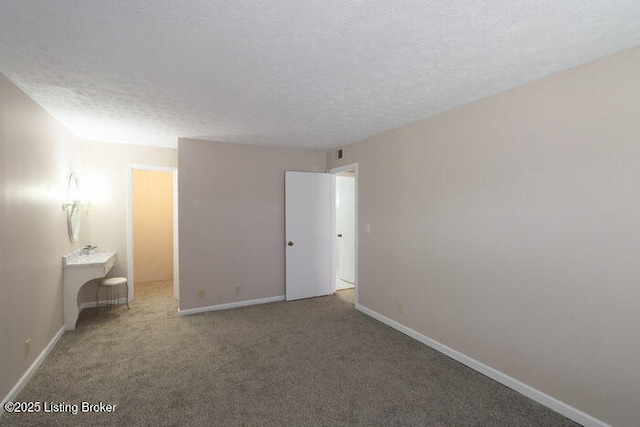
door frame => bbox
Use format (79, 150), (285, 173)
(126, 164), (179, 301)
(329, 163), (358, 305)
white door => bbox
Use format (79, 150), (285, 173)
(336, 175), (356, 284)
(285, 171), (332, 301)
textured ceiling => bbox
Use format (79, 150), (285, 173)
(1, 1), (639, 150)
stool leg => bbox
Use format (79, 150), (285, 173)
(125, 282), (130, 310)
(96, 285), (100, 316)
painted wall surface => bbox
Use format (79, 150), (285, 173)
(133, 169), (174, 283)
(75, 141), (177, 304)
(0, 73), (81, 401)
(178, 138), (326, 310)
(327, 46), (640, 426)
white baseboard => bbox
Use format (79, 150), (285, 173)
(1, 326), (65, 417)
(178, 295), (285, 316)
(355, 303), (609, 427)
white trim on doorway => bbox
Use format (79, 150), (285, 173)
(125, 164), (179, 302)
(329, 163), (358, 306)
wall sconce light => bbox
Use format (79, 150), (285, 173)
(62, 172), (82, 242)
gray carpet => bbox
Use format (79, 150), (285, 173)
(1, 282), (577, 426)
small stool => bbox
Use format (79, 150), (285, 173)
(96, 277), (130, 316)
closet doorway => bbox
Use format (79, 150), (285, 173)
(126, 165), (179, 301)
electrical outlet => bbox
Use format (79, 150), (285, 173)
(198, 288), (205, 298)
(234, 284), (240, 294)
(396, 303), (403, 315)
(24, 338), (31, 358)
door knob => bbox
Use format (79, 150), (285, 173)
(287, 241), (294, 246)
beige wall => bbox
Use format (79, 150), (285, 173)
(133, 169), (174, 283)
(328, 46), (640, 426)
(178, 138), (326, 310)
(0, 73), (82, 400)
(75, 141), (177, 304)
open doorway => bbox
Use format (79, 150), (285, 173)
(336, 172), (355, 290)
(331, 163), (358, 304)
(126, 165), (179, 303)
